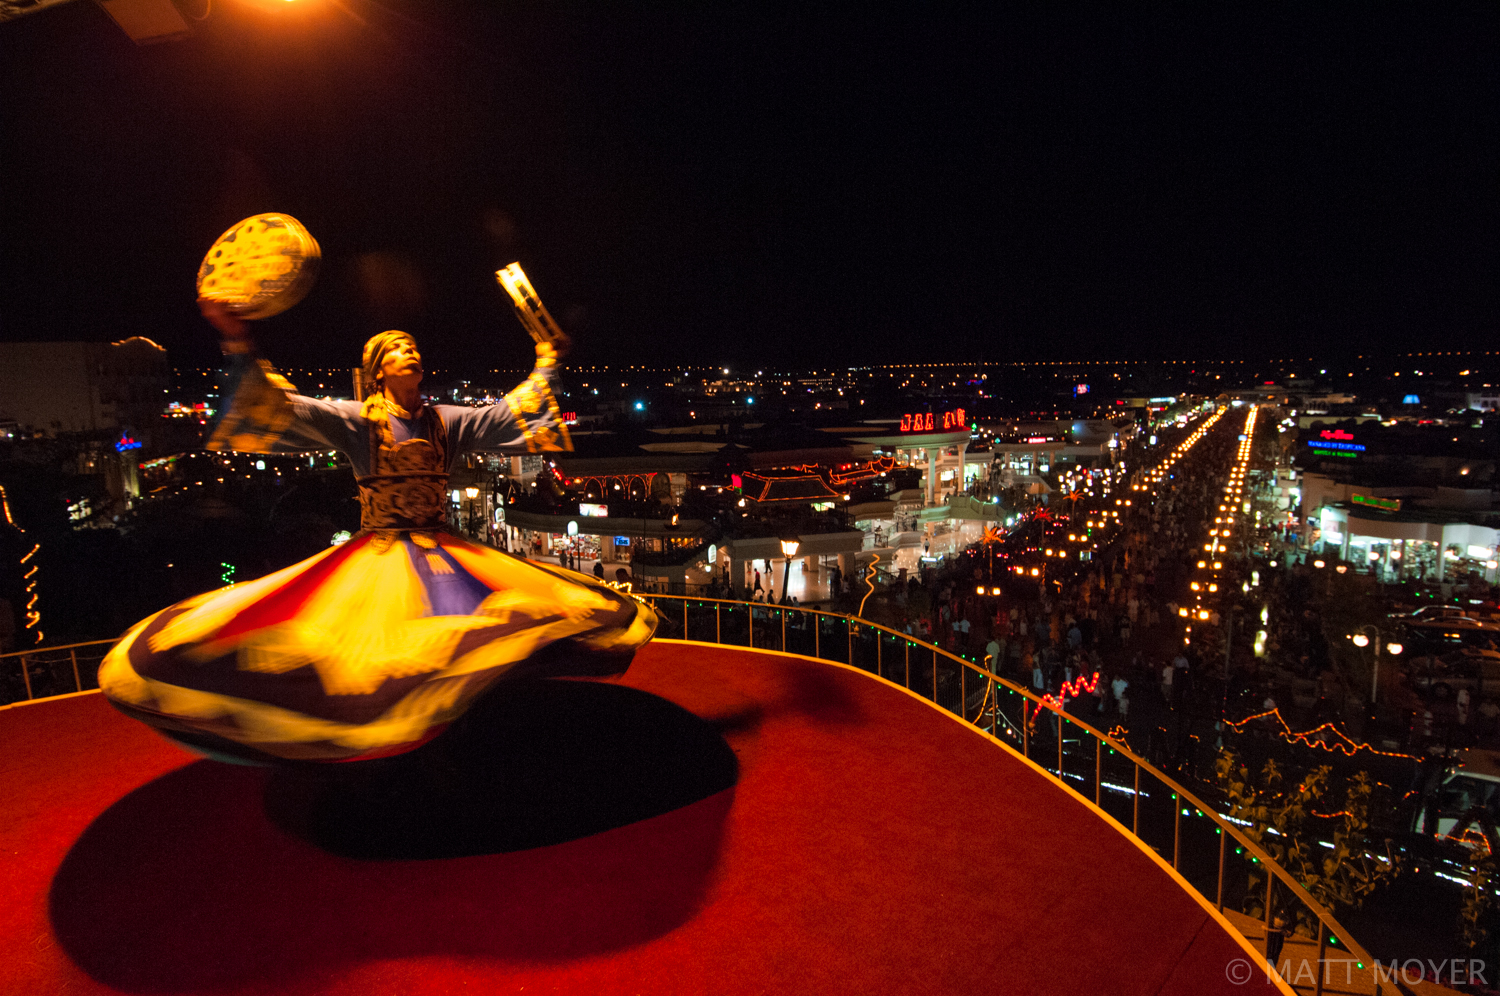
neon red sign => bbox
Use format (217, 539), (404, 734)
(899, 409), (966, 432)
(1319, 429), (1354, 440)
(561, 412), (578, 424)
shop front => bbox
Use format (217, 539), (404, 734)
(1316, 504), (1498, 584)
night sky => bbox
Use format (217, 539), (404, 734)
(1, 1), (1494, 372)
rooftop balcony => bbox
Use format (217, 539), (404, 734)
(2, 602), (1404, 995)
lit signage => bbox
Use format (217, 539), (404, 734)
(1307, 439), (1364, 458)
(899, 409), (966, 432)
(1351, 494), (1400, 512)
(579, 503), (609, 517)
(1073, 384), (1089, 396)
(1319, 429), (1354, 440)
(1403, 395), (1420, 404)
(561, 412), (578, 424)
(114, 434), (142, 453)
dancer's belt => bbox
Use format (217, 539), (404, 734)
(356, 471), (451, 531)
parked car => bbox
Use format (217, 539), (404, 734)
(1413, 748), (1500, 852)
(1408, 647), (1500, 698)
(1391, 605), (1480, 624)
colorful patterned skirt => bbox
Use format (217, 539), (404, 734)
(99, 532), (657, 762)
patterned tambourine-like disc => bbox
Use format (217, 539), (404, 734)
(197, 213), (321, 320)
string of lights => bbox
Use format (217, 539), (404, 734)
(1221, 708), (1420, 760)
(1040, 670), (1102, 711)
(1, 483), (42, 645)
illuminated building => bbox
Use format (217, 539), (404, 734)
(0, 339), (169, 439)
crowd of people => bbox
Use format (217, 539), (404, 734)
(866, 409), (1273, 770)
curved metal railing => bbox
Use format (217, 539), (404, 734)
(4, 604), (1387, 994)
(637, 594), (1389, 996)
(0, 638), (114, 706)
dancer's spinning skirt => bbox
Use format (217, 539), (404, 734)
(99, 532), (657, 762)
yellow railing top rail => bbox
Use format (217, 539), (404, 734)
(0, 637), (115, 660)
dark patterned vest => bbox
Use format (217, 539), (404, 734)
(355, 399), (450, 531)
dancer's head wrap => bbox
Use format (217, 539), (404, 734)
(362, 330), (419, 386)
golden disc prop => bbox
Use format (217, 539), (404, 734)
(197, 213), (321, 320)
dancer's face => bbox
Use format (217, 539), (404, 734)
(381, 338), (424, 383)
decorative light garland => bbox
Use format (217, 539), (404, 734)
(1040, 669), (1101, 711)
(1222, 708), (1419, 760)
(859, 552), (880, 617)
(2, 483), (42, 645)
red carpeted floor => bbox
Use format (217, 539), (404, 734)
(0, 642), (1270, 996)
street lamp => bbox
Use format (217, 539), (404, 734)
(464, 486), (480, 538)
(1350, 624), (1396, 704)
(779, 536), (800, 604)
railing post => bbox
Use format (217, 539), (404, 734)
(1056, 710), (1063, 778)
(716, 603), (721, 644)
(749, 604), (754, 648)
(905, 641), (910, 688)
(1094, 737), (1101, 807)
(1132, 763), (1140, 836)
(1022, 702), (1030, 758)
(876, 633), (882, 678)
(782, 609), (787, 652)
(1216, 826), (1226, 912)
(1173, 797), (1181, 870)
(960, 663), (966, 719)
(683, 600), (688, 641)
(20, 654), (33, 700)
(815, 615), (820, 658)
(931, 647), (937, 702)
(70, 648), (81, 692)
(1315, 918), (1327, 996)
(847, 621), (853, 665)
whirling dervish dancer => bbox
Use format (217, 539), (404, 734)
(100, 286), (656, 764)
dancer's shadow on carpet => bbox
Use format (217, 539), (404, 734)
(49, 679), (738, 991)
(265, 677), (739, 858)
